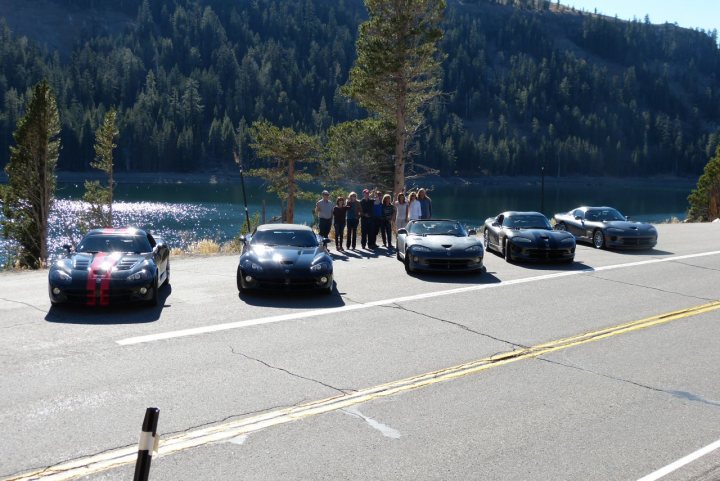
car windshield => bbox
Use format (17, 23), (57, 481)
(251, 229), (319, 247)
(408, 221), (466, 236)
(77, 235), (152, 253)
(502, 215), (551, 230)
(585, 209), (625, 222)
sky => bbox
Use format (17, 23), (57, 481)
(566, 1), (719, 33)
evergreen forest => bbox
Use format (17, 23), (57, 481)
(0, 0), (719, 177)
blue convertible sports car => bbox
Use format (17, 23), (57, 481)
(236, 224), (334, 294)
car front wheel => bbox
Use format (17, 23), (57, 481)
(504, 240), (512, 263)
(483, 229), (490, 251)
(593, 230), (605, 249)
(404, 250), (413, 273)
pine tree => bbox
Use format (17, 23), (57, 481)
(343, 0), (446, 195)
(248, 120), (321, 223)
(1, 80), (61, 268)
(81, 108), (118, 229)
(688, 146), (720, 221)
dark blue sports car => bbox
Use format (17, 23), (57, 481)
(48, 228), (170, 306)
(236, 224), (333, 294)
(483, 211), (575, 263)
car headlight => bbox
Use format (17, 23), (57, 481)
(511, 237), (532, 244)
(49, 269), (72, 282)
(127, 269), (150, 281)
(241, 260), (264, 273)
(648, 227), (657, 233)
(464, 245), (482, 253)
(411, 245), (432, 253)
(607, 228), (624, 233)
(560, 237), (575, 245)
(310, 262), (331, 272)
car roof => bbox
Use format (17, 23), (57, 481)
(255, 223), (314, 232)
(581, 206), (616, 211)
(86, 227), (148, 236)
(407, 219), (460, 223)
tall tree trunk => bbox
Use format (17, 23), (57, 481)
(394, 86), (407, 195)
(287, 158), (296, 223)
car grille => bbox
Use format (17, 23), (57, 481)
(524, 248), (571, 259)
(621, 237), (654, 246)
(256, 278), (320, 289)
(426, 259), (474, 270)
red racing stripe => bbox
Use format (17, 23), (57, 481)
(99, 253), (122, 306)
(86, 253), (106, 306)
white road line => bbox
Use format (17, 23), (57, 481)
(637, 437), (720, 481)
(116, 250), (720, 346)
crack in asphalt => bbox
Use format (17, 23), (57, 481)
(382, 302), (528, 350)
(587, 274), (717, 302)
(667, 259), (720, 272)
(0, 297), (47, 313)
(229, 346), (354, 395)
(538, 357), (720, 409)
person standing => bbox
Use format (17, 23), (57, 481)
(315, 190), (333, 239)
(418, 188), (432, 219)
(394, 192), (408, 230)
(380, 194), (395, 249)
(408, 191), (422, 221)
(372, 190), (383, 248)
(332, 197), (350, 251)
(359, 189), (374, 249)
(345, 191), (361, 250)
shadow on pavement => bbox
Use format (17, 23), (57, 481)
(407, 268), (501, 285)
(605, 248), (674, 256)
(239, 283), (346, 308)
(506, 260), (594, 271)
(44, 285), (171, 324)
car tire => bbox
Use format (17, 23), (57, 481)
(503, 240), (512, 263)
(556, 222), (566, 231)
(593, 229), (605, 249)
(164, 260), (170, 287)
(483, 229), (490, 251)
(404, 250), (413, 273)
(147, 275), (159, 307)
(236, 265), (245, 293)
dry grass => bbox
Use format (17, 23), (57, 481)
(170, 238), (242, 258)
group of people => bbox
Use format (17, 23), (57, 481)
(315, 188), (433, 251)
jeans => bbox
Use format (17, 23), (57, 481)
(380, 219), (392, 247)
(360, 217), (374, 248)
(333, 221), (346, 248)
(318, 218), (332, 238)
(346, 218), (359, 248)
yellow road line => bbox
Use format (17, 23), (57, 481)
(7, 300), (720, 481)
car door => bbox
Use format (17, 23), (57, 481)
(568, 209), (586, 238)
(490, 215), (504, 249)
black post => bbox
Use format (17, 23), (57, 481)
(239, 166), (252, 233)
(134, 407), (160, 481)
(540, 164), (545, 214)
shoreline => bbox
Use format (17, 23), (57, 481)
(0, 171), (698, 188)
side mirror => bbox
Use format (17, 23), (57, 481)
(239, 235), (247, 244)
(322, 238), (331, 245)
(492, 221), (500, 227)
(155, 238), (166, 249)
(62, 244), (73, 254)
(574, 215), (582, 221)
(397, 228), (407, 235)
(625, 216), (630, 221)
(468, 229), (477, 236)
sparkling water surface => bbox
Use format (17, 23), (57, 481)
(0, 179), (693, 267)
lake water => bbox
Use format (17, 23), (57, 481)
(0, 178), (693, 267)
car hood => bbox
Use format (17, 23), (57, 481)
(602, 221), (656, 233)
(508, 229), (574, 242)
(53, 252), (151, 275)
(244, 245), (326, 268)
(407, 235), (482, 250)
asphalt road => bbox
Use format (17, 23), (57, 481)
(1, 223), (719, 481)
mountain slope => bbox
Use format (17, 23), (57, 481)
(0, 0), (718, 177)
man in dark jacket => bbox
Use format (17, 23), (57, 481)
(359, 189), (375, 249)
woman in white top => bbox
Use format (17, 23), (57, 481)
(407, 191), (422, 221)
(394, 192), (408, 229)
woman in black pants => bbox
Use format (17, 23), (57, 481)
(332, 197), (350, 251)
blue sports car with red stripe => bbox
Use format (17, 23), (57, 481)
(48, 228), (170, 307)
